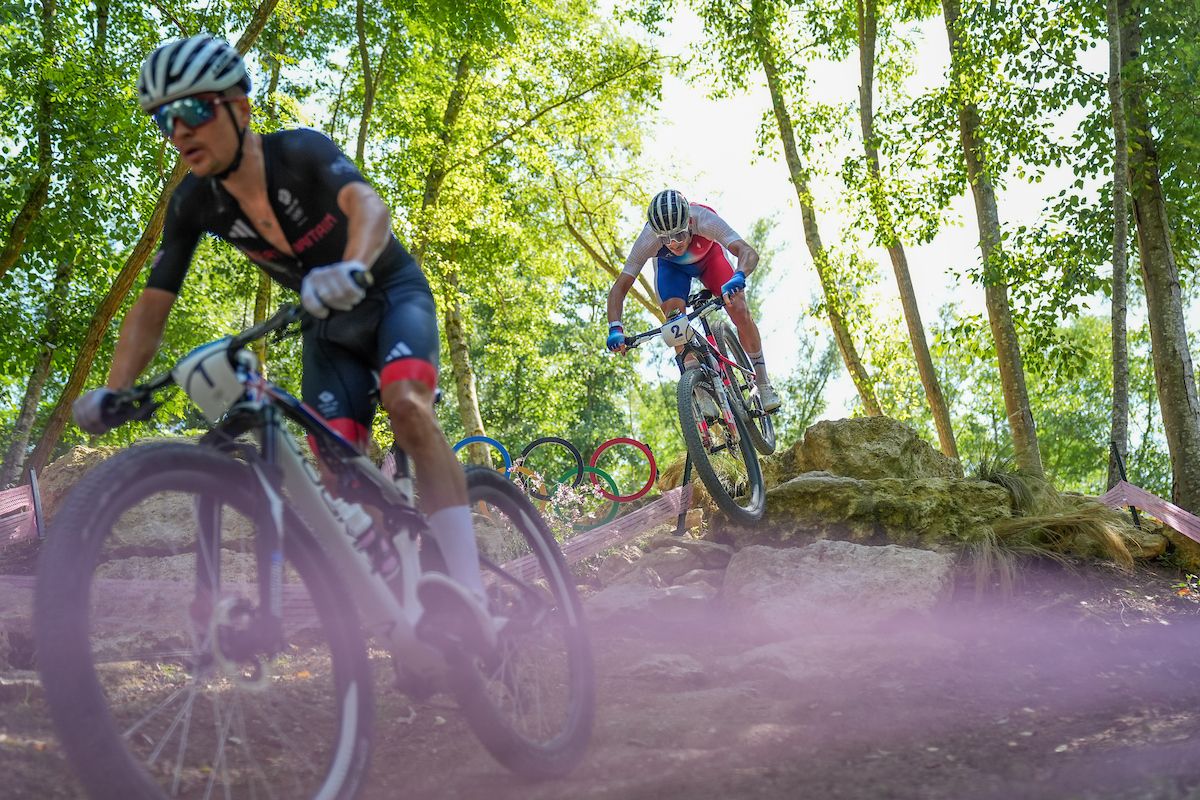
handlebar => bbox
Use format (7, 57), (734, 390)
(623, 293), (725, 350)
(102, 302), (314, 429)
(101, 268), (376, 428)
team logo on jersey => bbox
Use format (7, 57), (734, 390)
(330, 156), (357, 176)
(277, 188), (308, 226)
(229, 220), (257, 239)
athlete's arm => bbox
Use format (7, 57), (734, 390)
(337, 181), (391, 270)
(109, 184), (199, 388)
(607, 273), (636, 324)
(692, 206), (760, 276)
(728, 239), (759, 275)
(106, 288), (177, 389)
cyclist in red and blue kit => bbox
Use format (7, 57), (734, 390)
(606, 189), (781, 412)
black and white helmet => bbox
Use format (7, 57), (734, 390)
(647, 189), (691, 236)
(137, 35), (250, 112)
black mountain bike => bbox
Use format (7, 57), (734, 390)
(34, 304), (594, 799)
(625, 289), (769, 524)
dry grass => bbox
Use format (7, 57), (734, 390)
(966, 455), (1142, 593)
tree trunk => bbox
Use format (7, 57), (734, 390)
(1119, 0), (1200, 510)
(857, 0), (958, 457)
(750, 1), (882, 416)
(0, 0), (56, 281)
(94, 0), (108, 57)
(264, 43), (282, 129)
(354, 0), (376, 164)
(406, 54), (493, 463)
(1107, 0), (1130, 490)
(0, 257), (73, 487)
(252, 274), (272, 371)
(27, 3), (279, 475)
(413, 53), (473, 268)
(942, 0), (1043, 477)
(443, 271), (491, 466)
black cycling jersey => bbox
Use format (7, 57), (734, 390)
(147, 127), (410, 294)
(146, 127), (441, 442)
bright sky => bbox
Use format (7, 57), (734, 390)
(626, 7), (1113, 414)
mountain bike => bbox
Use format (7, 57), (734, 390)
(624, 289), (766, 524)
(34, 303), (594, 799)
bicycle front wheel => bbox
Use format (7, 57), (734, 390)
(449, 465), (595, 778)
(34, 442), (373, 800)
(715, 320), (777, 455)
(677, 367), (766, 524)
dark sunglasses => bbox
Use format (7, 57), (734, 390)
(151, 95), (232, 137)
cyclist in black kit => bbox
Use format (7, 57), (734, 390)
(72, 34), (498, 649)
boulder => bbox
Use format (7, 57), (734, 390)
(596, 545), (645, 585)
(645, 534), (734, 570)
(37, 440), (254, 552)
(712, 473), (1011, 550)
(720, 541), (956, 641)
(718, 631), (960, 685)
(1163, 525), (1200, 573)
(609, 545), (705, 587)
(674, 569), (724, 588)
(585, 582), (717, 626)
(38, 444), (121, 522)
(764, 417), (962, 488)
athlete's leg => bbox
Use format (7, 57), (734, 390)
(697, 248), (780, 410)
(696, 246), (763, 354)
(656, 258), (696, 366)
(375, 271), (487, 604)
(658, 259), (721, 417)
(300, 325), (376, 475)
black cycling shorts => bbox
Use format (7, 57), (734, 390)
(301, 257), (439, 445)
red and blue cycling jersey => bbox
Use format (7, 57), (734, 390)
(621, 203), (745, 303)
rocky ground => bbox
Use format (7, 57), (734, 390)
(5, 545), (1200, 800)
(8, 420), (1200, 799)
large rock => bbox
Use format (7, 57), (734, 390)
(764, 417), (962, 488)
(39, 441), (256, 549)
(712, 473), (1011, 550)
(718, 631), (960, 684)
(585, 582), (717, 626)
(38, 444), (121, 522)
(720, 541), (956, 640)
(1163, 525), (1200, 573)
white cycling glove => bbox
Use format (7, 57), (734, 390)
(300, 260), (370, 319)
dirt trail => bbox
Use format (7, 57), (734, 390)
(5, 566), (1200, 800)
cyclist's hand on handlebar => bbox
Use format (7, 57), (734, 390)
(301, 260), (372, 319)
(606, 322), (627, 356)
(73, 387), (118, 435)
(721, 270), (746, 301)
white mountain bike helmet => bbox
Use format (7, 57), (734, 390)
(137, 35), (250, 112)
(647, 189), (691, 237)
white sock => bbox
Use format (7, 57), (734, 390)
(426, 506), (486, 602)
(746, 349), (770, 385)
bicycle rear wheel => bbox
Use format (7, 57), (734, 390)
(677, 367), (766, 524)
(714, 321), (776, 455)
(35, 442), (373, 800)
(449, 465), (595, 778)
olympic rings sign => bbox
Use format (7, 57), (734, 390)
(451, 435), (658, 505)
